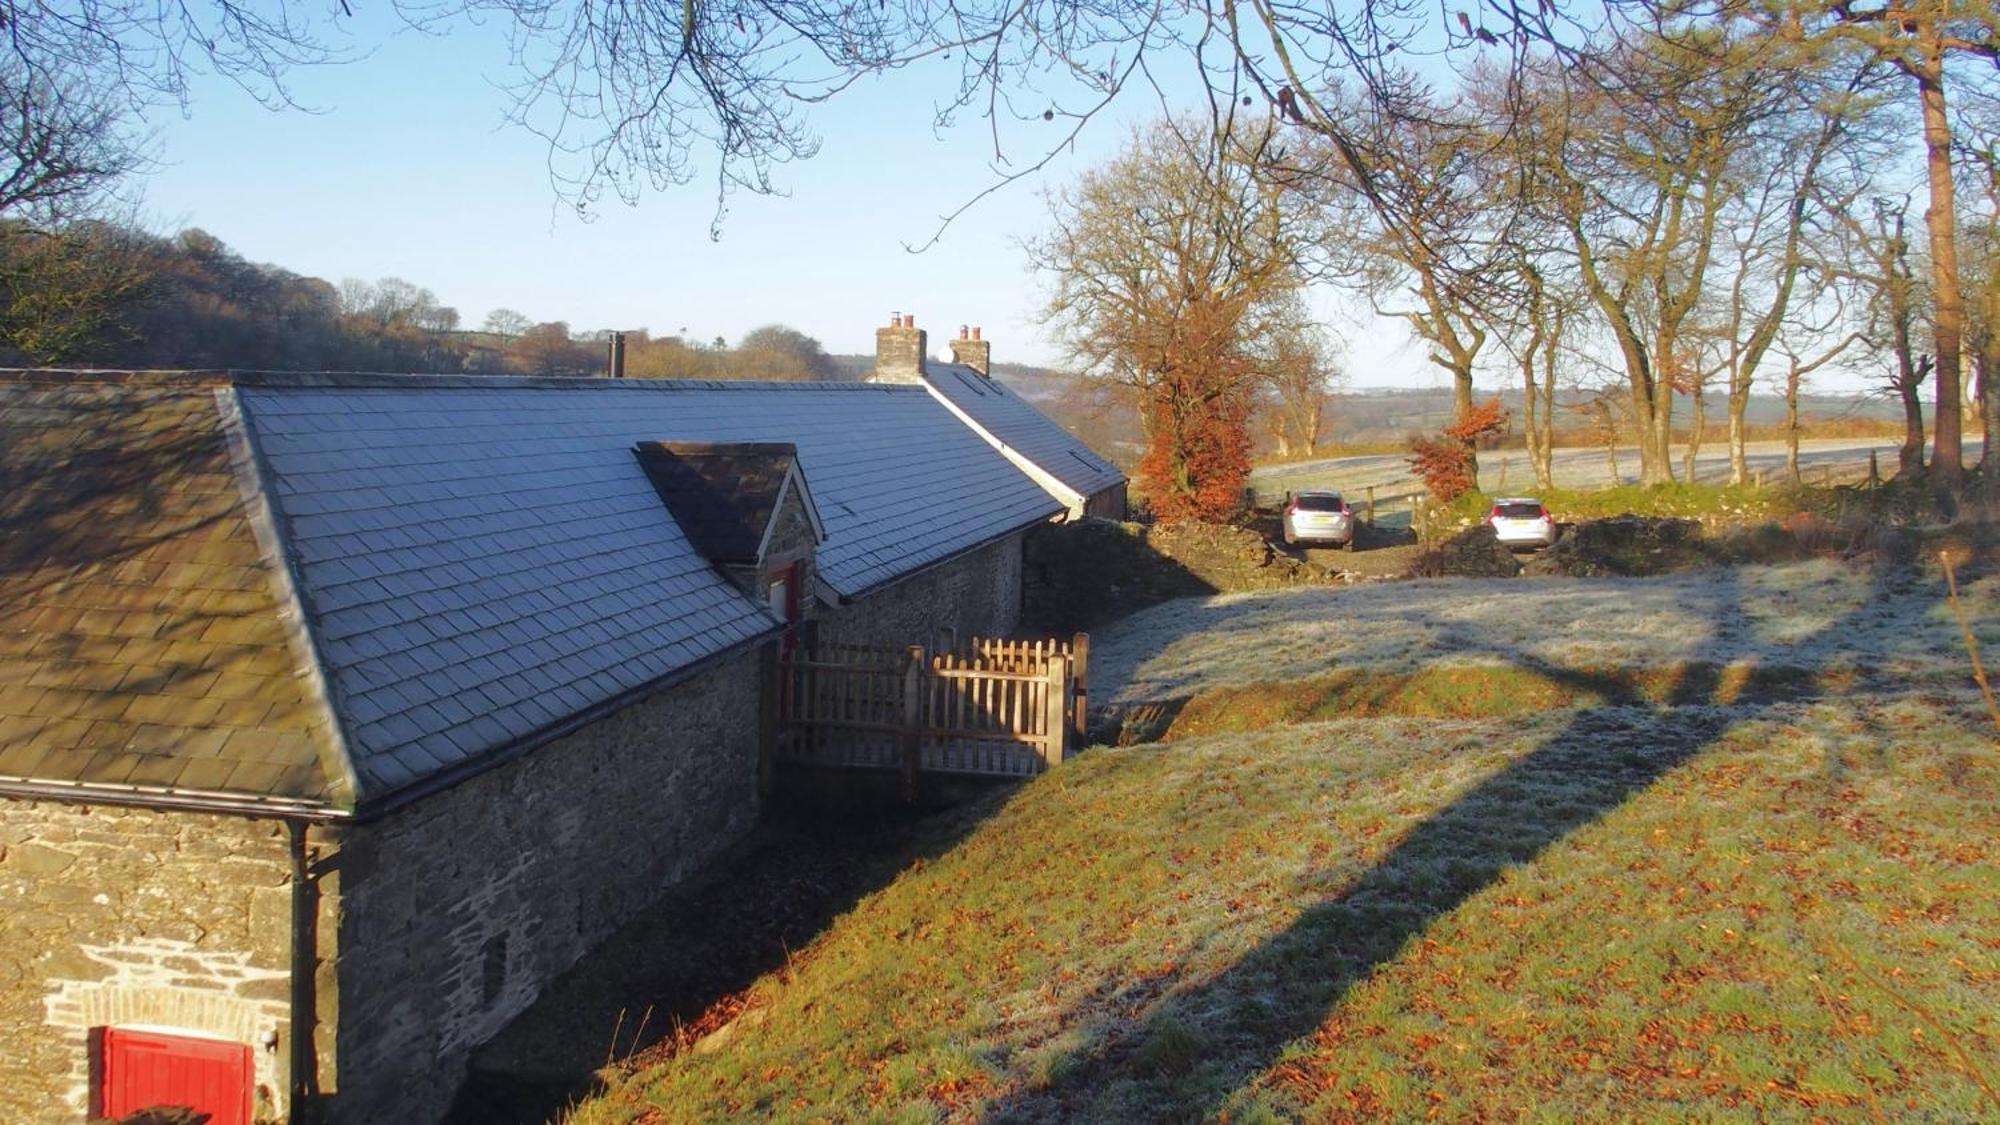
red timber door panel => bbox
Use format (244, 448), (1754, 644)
(97, 1027), (253, 1125)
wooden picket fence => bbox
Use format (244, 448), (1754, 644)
(777, 631), (1088, 782)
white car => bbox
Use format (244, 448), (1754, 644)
(1487, 498), (1558, 550)
(1283, 490), (1357, 549)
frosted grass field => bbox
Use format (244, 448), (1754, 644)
(1249, 436), (1986, 509)
(1093, 557), (2000, 706)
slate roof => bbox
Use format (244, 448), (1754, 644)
(2, 374), (1062, 813)
(922, 363), (1126, 501)
(235, 378), (1060, 802)
(634, 441), (803, 565)
(0, 383), (342, 807)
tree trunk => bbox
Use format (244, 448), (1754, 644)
(1650, 375), (1677, 486)
(1536, 333), (1557, 491)
(1683, 379), (1707, 482)
(1980, 349), (1998, 494)
(1786, 361), (1803, 485)
(1520, 351), (1545, 494)
(1896, 352), (1930, 480)
(1728, 371), (1750, 487)
(1915, 49), (1965, 491)
(1453, 364), (1478, 493)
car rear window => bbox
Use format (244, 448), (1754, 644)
(1496, 502), (1544, 519)
(1294, 494), (1345, 511)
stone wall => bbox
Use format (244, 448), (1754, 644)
(324, 644), (764, 1124)
(0, 803), (314, 1123)
(1021, 518), (1327, 635)
(818, 532), (1025, 648)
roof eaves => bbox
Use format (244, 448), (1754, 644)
(344, 622), (781, 820)
(0, 776), (343, 821)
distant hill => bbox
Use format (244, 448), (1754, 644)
(829, 355), (1905, 468)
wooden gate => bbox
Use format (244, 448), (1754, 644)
(778, 632), (1088, 780)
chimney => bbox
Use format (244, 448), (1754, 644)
(948, 324), (992, 378)
(607, 331), (627, 379)
(872, 311), (928, 384)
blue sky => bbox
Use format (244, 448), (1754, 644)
(132, 12), (1426, 379)
(128, 14), (1902, 395)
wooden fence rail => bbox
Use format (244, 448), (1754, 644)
(776, 631), (1087, 784)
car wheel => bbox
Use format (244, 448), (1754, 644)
(1342, 535), (1357, 551)
(1283, 526), (1296, 546)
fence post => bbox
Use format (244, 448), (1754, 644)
(1045, 653), (1070, 768)
(1365, 486), (1376, 527)
(1868, 449), (1880, 488)
(900, 645), (925, 801)
(1070, 632), (1090, 744)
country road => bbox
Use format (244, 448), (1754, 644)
(1249, 436), (1986, 512)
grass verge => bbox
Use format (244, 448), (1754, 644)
(571, 693), (1998, 1122)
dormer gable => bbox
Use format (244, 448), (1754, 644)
(632, 441), (826, 572)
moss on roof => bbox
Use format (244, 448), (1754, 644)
(0, 383), (342, 806)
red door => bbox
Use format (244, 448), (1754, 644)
(97, 1027), (253, 1125)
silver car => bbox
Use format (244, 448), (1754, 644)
(1282, 490), (1357, 549)
(1487, 497), (1557, 550)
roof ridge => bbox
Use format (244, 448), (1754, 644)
(1, 369), (927, 392)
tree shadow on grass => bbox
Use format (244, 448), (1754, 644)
(985, 559), (1927, 1121)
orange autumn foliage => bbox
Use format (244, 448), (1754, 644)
(1409, 398), (1506, 503)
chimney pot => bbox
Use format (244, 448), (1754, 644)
(948, 322), (993, 378)
(972, 326), (982, 341)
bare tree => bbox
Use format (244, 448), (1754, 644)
(1028, 119), (1298, 518)
(0, 218), (155, 362)
(1520, 22), (1793, 486)
(1961, 111), (2000, 488)
(1780, 0), (2000, 494)
(0, 68), (144, 221)
(734, 323), (841, 381)
(1775, 329), (1864, 484)
(1258, 298), (1343, 456)
(1828, 195), (1935, 478)
(1282, 83), (1517, 489)
(1701, 61), (1876, 486)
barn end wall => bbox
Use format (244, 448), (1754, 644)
(819, 531), (1026, 648)
(325, 644), (764, 1124)
(1083, 483), (1128, 521)
(0, 803), (322, 1123)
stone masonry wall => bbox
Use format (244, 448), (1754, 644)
(763, 485), (817, 570)
(0, 803), (309, 1123)
(325, 645), (763, 1124)
(818, 531), (1025, 649)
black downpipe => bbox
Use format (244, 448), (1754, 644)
(288, 820), (323, 1122)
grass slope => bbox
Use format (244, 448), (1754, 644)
(575, 558), (2000, 1123)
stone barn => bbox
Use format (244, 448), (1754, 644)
(0, 369), (1074, 1123)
